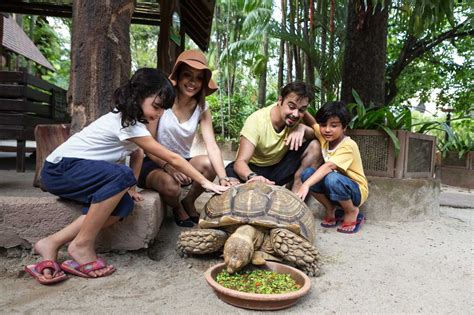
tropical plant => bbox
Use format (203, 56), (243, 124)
(207, 92), (259, 142)
(347, 90), (454, 155)
(438, 132), (474, 158)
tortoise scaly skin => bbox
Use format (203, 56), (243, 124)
(177, 182), (321, 276)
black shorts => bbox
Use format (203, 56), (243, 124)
(225, 140), (311, 185)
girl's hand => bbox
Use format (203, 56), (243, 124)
(285, 124), (305, 150)
(165, 165), (192, 185)
(247, 175), (275, 185)
(202, 181), (229, 194)
(128, 188), (144, 201)
(296, 184), (310, 200)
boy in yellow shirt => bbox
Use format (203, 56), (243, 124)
(296, 101), (368, 234)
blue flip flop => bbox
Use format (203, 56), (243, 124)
(337, 213), (365, 234)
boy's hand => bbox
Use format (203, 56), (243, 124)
(296, 184), (310, 200)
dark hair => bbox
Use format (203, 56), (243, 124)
(315, 101), (351, 128)
(280, 81), (315, 104)
(175, 63), (207, 109)
(113, 68), (175, 127)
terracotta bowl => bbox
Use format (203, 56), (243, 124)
(204, 262), (311, 311)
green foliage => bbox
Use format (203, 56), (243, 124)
(130, 24), (158, 70)
(439, 132), (474, 158)
(386, 1), (473, 114)
(207, 92), (259, 142)
(436, 117), (474, 157)
(23, 16), (71, 89)
(348, 89), (456, 155)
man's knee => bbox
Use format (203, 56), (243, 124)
(302, 140), (322, 163)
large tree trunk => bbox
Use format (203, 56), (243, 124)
(69, 0), (134, 134)
(341, 0), (389, 107)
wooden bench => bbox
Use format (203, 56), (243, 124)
(0, 70), (69, 172)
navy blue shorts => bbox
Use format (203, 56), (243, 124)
(301, 167), (361, 206)
(138, 156), (191, 188)
(225, 140), (311, 185)
(41, 158), (136, 217)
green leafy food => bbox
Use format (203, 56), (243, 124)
(216, 269), (301, 294)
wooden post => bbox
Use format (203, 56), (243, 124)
(69, 0), (135, 134)
(157, 0), (181, 74)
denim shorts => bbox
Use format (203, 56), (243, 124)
(41, 158), (136, 217)
(301, 167), (361, 206)
(225, 140), (311, 185)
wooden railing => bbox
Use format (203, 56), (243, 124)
(0, 70), (70, 171)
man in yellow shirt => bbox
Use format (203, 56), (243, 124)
(225, 82), (321, 192)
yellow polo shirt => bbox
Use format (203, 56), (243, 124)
(240, 103), (296, 166)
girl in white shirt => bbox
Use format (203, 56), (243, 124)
(138, 50), (238, 227)
(26, 68), (228, 285)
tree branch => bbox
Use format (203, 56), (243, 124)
(385, 18), (473, 105)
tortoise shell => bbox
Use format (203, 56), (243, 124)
(199, 182), (315, 242)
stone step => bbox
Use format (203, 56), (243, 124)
(0, 190), (165, 251)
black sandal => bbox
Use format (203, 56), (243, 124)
(181, 200), (199, 224)
(174, 216), (194, 228)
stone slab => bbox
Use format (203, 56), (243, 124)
(0, 190), (164, 251)
(436, 167), (474, 189)
(306, 176), (440, 222)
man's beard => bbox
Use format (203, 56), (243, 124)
(285, 115), (299, 126)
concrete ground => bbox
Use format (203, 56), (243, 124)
(0, 154), (473, 314)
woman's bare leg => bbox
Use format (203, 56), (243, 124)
(146, 169), (189, 221)
(181, 155), (216, 217)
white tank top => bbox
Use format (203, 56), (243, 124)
(157, 102), (208, 158)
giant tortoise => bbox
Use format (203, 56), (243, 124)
(177, 182), (321, 276)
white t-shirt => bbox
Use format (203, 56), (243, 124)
(47, 111), (151, 164)
(156, 102), (208, 158)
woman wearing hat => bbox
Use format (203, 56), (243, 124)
(138, 50), (237, 227)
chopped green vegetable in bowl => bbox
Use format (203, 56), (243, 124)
(216, 269), (301, 294)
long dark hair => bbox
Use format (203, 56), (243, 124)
(113, 68), (175, 127)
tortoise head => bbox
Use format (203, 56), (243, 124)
(223, 232), (254, 273)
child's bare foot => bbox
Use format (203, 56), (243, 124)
(338, 207), (364, 233)
(321, 208), (342, 228)
(33, 237), (65, 279)
(67, 241), (114, 277)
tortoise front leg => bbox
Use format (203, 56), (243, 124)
(177, 229), (228, 257)
(270, 228), (322, 277)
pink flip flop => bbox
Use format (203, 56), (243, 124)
(24, 260), (68, 285)
(60, 257), (116, 278)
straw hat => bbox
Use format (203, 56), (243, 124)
(169, 50), (218, 96)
